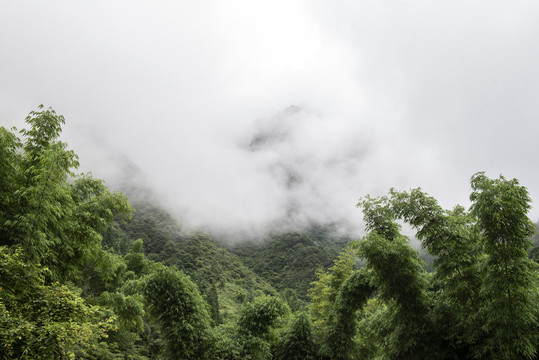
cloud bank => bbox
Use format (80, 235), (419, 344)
(2, 0), (539, 238)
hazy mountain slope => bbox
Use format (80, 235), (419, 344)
(231, 229), (349, 300)
(104, 199), (277, 322)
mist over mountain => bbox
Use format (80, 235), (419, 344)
(2, 0), (539, 236)
(76, 105), (372, 240)
(240, 105), (371, 234)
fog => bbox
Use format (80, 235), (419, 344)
(2, 1), (539, 238)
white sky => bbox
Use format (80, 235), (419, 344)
(2, 0), (539, 236)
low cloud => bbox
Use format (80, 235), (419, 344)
(2, 0), (539, 241)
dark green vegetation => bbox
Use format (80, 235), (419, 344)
(230, 229), (349, 300)
(2, 107), (539, 359)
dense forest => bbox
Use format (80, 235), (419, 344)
(2, 107), (539, 359)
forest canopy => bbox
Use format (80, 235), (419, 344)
(1, 107), (539, 359)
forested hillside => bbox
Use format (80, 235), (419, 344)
(230, 230), (348, 300)
(2, 108), (539, 359)
(104, 205), (278, 324)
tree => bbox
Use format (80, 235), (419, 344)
(275, 312), (317, 360)
(125, 238), (149, 276)
(331, 172), (539, 360)
(0, 246), (115, 359)
(0, 126), (22, 247)
(144, 266), (215, 360)
(470, 173), (538, 359)
(356, 231), (434, 359)
(308, 244), (357, 343)
(0, 106), (132, 282)
(236, 294), (289, 360)
(2, 106), (80, 263)
(323, 269), (374, 360)
(0, 107), (133, 358)
(388, 187), (482, 357)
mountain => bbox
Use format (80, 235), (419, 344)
(104, 198), (277, 323)
(230, 226), (349, 300)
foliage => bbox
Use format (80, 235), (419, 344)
(341, 172), (539, 360)
(161, 233), (276, 323)
(0, 106), (132, 282)
(0, 107), (138, 359)
(236, 294), (289, 360)
(354, 298), (388, 360)
(323, 269), (374, 360)
(0, 246), (115, 359)
(529, 221), (539, 262)
(105, 212), (277, 324)
(113, 202), (179, 257)
(469, 173), (538, 359)
(275, 312), (317, 360)
(144, 266), (215, 360)
(357, 231), (434, 359)
(308, 244), (357, 342)
(124, 238), (149, 276)
(237, 294), (288, 338)
(232, 231), (344, 299)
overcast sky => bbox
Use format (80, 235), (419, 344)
(2, 0), (539, 237)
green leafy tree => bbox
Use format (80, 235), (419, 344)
(125, 238), (149, 276)
(356, 231), (433, 359)
(0, 107), (133, 358)
(1, 107), (74, 260)
(0, 106), (132, 282)
(60, 175), (132, 281)
(323, 269), (374, 360)
(205, 281), (222, 325)
(97, 290), (146, 358)
(353, 194), (436, 359)
(354, 298), (388, 360)
(308, 244), (356, 343)
(0, 246), (115, 359)
(0, 127), (22, 245)
(236, 294), (289, 360)
(336, 172), (539, 360)
(237, 294), (288, 338)
(529, 221), (539, 262)
(144, 266), (215, 360)
(470, 173), (538, 359)
(275, 312), (317, 360)
(387, 188), (482, 357)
